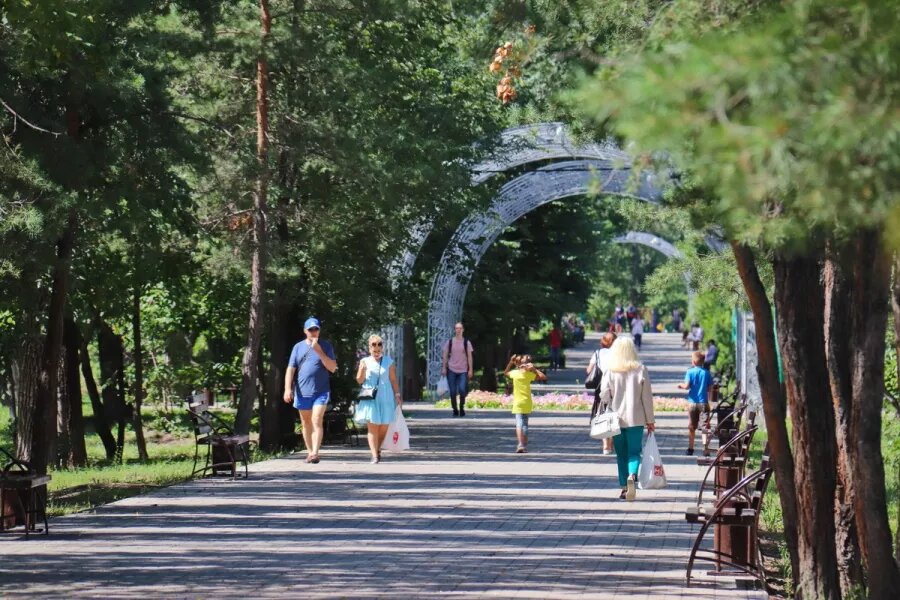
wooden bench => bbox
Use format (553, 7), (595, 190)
(185, 396), (250, 479)
(693, 424), (759, 503)
(324, 397), (360, 447)
(700, 389), (749, 457)
(0, 448), (50, 537)
(685, 443), (772, 590)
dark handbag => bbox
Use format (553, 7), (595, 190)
(584, 351), (601, 389)
(357, 356), (383, 401)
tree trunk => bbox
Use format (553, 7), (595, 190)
(823, 241), (865, 595)
(773, 251), (840, 600)
(402, 321), (421, 401)
(12, 339), (41, 463)
(98, 321), (128, 463)
(56, 347), (71, 468)
(478, 337), (498, 392)
(730, 242), (800, 582)
(132, 284), (149, 462)
(236, 0), (272, 436)
(261, 289), (298, 451)
(63, 318), (87, 467)
(892, 255), (900, 565)
(30, 210), (77, 475)
(80, 333), (116, 461)
(838, 231), (900, 598)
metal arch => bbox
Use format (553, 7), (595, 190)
(426, 160), (665, 387)
(612, 232), (684, 259)
(388, 122), (630, 282)
(470, 122), (631, 184)
(387, 123), (644, 390)
(612, 231), (695, 314)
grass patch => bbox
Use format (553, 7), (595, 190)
(0, 403), (271, 517)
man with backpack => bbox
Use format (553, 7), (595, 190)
(441, 322), (474, 417)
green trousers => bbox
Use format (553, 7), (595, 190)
(613, 425), (645, 487)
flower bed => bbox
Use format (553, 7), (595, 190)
(433, 390), (688, 412)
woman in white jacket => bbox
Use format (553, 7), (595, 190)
(599, 337), (656, 501)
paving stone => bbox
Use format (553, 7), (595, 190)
(0, 333), (766, 599)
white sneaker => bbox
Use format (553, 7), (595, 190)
(602, 447), (611, 455)
(625, 478), (636, 502)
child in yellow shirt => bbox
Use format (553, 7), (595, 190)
(504, 354), (547, 453)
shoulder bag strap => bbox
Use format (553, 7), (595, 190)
(298, 344), (314, 368)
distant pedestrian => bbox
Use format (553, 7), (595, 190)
(689, 322), (704, 351)
(631, 314), (645, 350)
(586, 332), (617, 455)
(671, 308), (682, 333)
(598, 337), (656, 501)
(442, 322), (474, 417)
(625, 303), (637, 328)
(548, 325), (563, 370)
(703, 340), (719, 370)
(504, 354), (547, 453)
(677, 351), (713, 456)
(283, 317), (338, 464)
(355, 334), (402, 463)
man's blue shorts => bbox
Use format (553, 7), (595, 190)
(293, 392), (330, 411)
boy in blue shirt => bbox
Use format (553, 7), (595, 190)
(677, 351), (713, 456)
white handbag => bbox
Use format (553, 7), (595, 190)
(590, 409), (621, 440)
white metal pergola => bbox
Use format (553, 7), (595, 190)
(380, 123), (684, 391)
(383, 123), (648, 389)
(424, 160), (666, 387)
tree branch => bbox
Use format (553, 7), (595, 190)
(1, 99), (64, 137)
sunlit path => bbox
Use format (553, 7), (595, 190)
(0, 333), (762, 599)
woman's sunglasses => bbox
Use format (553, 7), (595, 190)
(370, 342), (383, 347)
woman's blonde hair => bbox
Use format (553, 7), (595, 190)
(367, 334), (383, 345)
(607, 337), (642, 372)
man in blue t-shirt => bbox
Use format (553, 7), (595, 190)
(677, 351), (713, 456)
(283, 317), (338, 464)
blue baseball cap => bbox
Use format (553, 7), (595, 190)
(304, 317), (321, 330)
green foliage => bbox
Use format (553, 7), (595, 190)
(465, 198), (604, 338)
(575, 0), (900, 248)
(692, 291), (734, 371)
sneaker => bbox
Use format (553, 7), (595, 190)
(602, 447), (611, 455)
(686, 448), (695, 456)
(625, 477), (636, 502)
(452, 410), (459, 417)
(515, 445), (525, 454)
(459, 408), (466, 417)
(370, 456), (380, 464)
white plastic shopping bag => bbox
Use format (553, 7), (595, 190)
(381, 406), (410, 452)
(436, 376), (449, 398)
(638, 432), (667, 490)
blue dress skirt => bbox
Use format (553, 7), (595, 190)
(355, 355), (397, 426)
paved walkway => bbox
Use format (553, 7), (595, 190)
(0, 334), (764, 599)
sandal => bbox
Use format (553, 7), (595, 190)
(310, 454), (321, 464)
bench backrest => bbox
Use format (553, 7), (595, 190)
(186, 395), (214, 437)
